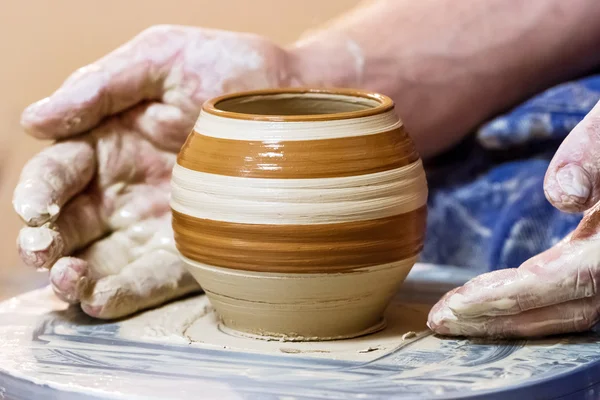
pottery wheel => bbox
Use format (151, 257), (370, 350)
(2, 264), (600, 400)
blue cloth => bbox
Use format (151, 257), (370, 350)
(422, 75), (600, 272)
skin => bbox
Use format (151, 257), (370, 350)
(428, 102), (600, 337)
(15, 0), (600, 327)
(290, 0), (600, 157)
(14, 25), (296, 318)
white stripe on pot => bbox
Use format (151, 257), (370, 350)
(193, 109), (402, 141)
(170, 162), (427, 225)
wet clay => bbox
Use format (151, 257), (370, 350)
(203, 89), (393, 121)
(6, 283), (600, 399)
(172, 207), (426, 273)
(171, 88), (428, 340)
(171, 160), (428, 224)
(117, 290), (429, 359)
(184, 257), (417, 340)
(178, 128), (418, 178)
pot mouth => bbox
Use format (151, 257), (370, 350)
(202, 88), (394, 122)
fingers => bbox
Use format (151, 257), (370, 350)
(88, 116), (176, 194)
(123, 102), (195, 152)
(105, 184), (172, 230)
(47, 216), (179, 307)
(50, 257), (89, 304)
(428, 293), (600, 338)
(21, 25), (187, 140)
(80, 250), (200, 319)
(438, 267), (537, 318)
(17, 171), (172, 272)
(425, 200), (600, 337)
(81, 215), (175, 277)
(13, 140), (95, 226)
(45, 222), (197, 320)
(17, 225), (63, 269)
(426, 203), (600, 337)
(570, 200), (600, 241)
(17, 191), (109, 269)
(431, 98), (600, 337)
(16, 113), (175, 270)
(544, 99), (600, 213)
(437, 198), (600, 320)
(16, 181), (170, 271)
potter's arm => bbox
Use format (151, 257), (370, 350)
(288, 0), (600, 158)
(15, 2), (600, 323)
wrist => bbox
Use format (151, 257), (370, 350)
(285, 33), (364, 89)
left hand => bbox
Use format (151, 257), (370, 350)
(14, 25), (297, 319)
(428, 100), (600, 337)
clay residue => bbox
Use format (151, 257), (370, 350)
(3, 271), (598, 399)
(358, 346), (381, 353)
(117, 292), (428, 362)
(119, 295), (214, 345)
(402, 331), (417, 340)
(279, 348), (330, 354)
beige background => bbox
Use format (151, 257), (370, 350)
(0, 0), (361, 299)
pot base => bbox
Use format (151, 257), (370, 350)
(182, 256), (416, 342)
(218, 318), (387, 342)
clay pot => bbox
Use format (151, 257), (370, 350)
(171, 88), (428, 341)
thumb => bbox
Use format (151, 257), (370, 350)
(544, 99), (600, 212)
(21, 25), (188, 140)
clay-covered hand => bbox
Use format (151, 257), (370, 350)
(14, 25), (297, 319)
(428, 99), (600, 337)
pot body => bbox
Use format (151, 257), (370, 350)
(171, 88), (428, 341)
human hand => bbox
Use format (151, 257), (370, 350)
(14, 25), (297, 319)
(427, 99), (600, 337)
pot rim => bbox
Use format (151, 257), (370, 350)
(201, 87), (394, 122)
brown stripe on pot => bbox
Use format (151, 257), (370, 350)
(177, 127), (418, 179)
(172, 206), (427, 274)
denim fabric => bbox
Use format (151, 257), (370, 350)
(422, 75), (600, 271)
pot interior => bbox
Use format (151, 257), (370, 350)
(214, 92), (382, 116)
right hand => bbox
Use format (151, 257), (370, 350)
(427, 99), (600, 337)
(13, 25), (299, 319)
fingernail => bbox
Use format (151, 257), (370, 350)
(428, 305), (475, 336)
(22, 98), (50, 117)
(555, 164), (591, 202)
(50, 262), (80, 297)
(427, 320), (449, 335)
(48, 204), (60, 217)
(20, 98), (52, 131)
(17, 226), (64, 269)
(18, 226), (55, 252)
(436, 319), (484, 337)
(427, 319), (453, 335)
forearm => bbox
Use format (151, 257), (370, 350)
(287, 0), (600, 158)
